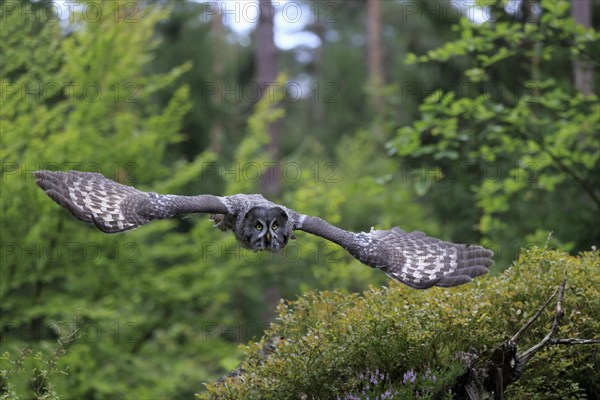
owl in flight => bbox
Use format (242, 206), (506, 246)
(34, 170), (494, 289)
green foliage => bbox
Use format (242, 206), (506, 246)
(390, 0), (600, 261)
(1, 314), (78, 400)
(228, 73), (287, 195)
(0, 2), (236, 398)
(204, 247), (600, 399)
(2, 1), (597, 398)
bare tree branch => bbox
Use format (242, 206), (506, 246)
(452, 275), (599, 400)
(517, 277), (566, 365)
(550, 338), (600, 345)
(511, 287), (557, 342)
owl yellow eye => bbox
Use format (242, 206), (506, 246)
(272, 223), (278, 231)
(256, 223), (263, 231)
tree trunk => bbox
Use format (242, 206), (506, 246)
(367, 0), (384, 114)
(209, 9), (225, 153)
(255, 0), (281, 198)
(571, 0), (594, 95)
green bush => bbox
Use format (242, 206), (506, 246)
(203, 247), (600, 399)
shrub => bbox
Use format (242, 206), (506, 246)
(202, 246), (600, 399)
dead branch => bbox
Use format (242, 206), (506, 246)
(517, 277), (566, 365)
(510, 288), (557, 343)
(452, 275), (599, 400)
(549, 338), (600, 345)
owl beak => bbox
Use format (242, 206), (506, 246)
(265, 232), (271, 243)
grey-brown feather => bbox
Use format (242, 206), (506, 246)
(35, 170), (494, 289)
(298, 217), (493, 289)
(34, 170), (229, 233)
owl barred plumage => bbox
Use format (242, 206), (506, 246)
(298, 216), (493, 289)
(33, 170), (230, 233)
(366, 228), (491, 288)
(34, 170), (494, 289)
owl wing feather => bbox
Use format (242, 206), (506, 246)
(34, 170), (231, 233)
(297, 215), (493, 289)
(35, 170), (494, 289)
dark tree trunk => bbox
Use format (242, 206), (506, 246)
(255, 0), (281, 198)
(367, 0), (384, 114)
(571, 0), (594, 95)
(209, 9), (225, 153)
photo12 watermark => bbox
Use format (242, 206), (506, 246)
(0, 241), (141, 264)
(2, 162), (140, 184)
(199, 240), (341, 265)
(198, 1), (339, 25)
(400, 81), (546, 104)
(1, 320), (139, 344)
(1, 1), (140, 24)
(200, 81), (339, 104)
(200, 161), (340, 184)
(396, 161), (539, 185)
(1, 81), (140, 104)
(199, 321), (272, 342)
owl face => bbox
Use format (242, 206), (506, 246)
(240, 206), (290, 251)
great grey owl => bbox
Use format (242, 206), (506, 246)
(34, 170), (494, 289)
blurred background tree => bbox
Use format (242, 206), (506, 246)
(1, 0), (598, 398)
(388, 0), (599, 263)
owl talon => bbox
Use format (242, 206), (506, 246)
(210, 214), (226, 230)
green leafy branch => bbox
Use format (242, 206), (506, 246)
(1, 314), (79, 400)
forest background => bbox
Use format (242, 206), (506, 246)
(1, 0), (598, 398)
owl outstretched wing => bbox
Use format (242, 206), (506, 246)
(35, 170), (494, 288)
(34, 170), (230, 233)
(297, 215), (493, 289)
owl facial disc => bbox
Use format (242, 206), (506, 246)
(240, 206), (290, 251)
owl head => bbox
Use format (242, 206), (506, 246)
(240, 206), (291, 251)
